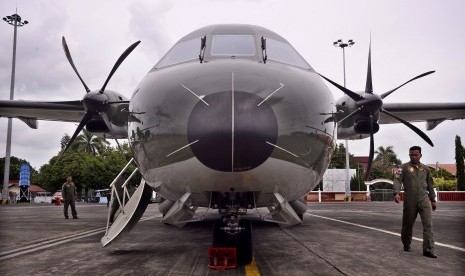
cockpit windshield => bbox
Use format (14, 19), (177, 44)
(154, 32), (311, 70)
(211, 35), (256, 56)
(155, 38), (200, 68)
(265, 37), (311, 69)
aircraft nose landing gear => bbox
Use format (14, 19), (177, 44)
(208, 191), (254, 269)
(210, 215), (253, 269)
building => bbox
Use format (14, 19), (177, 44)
(322, 169), (356, 192)
(426, 164), (457, 177)
(7, 180), (47, 202)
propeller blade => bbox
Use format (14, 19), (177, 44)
(56, 112), (93, 163)
(380, 71), (435, 99)
(381, 108), (434, 147)
(318, 73), (364, 101)
(62, 36), (91, 93)
(114, 139), (123, 151)
(365, 38), (373, 94)
(64, 113), (93, 153)
(107, 101), (130, 104)
(364, 115), (375, 180)
(100, 112), (123, 150)
(100, 41), (141, 93)
(338, 107), (362, 125)
(99, 112), (115, 136)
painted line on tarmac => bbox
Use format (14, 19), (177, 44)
(245, 257), (261, 276)
(0, 227), (106, 261)
(0, 215), (159, 261)
(306, 213), (465, 252)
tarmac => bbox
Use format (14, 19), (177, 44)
(0, 201), (464, 276)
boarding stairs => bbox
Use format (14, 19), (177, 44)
(101, 158), (153, 246)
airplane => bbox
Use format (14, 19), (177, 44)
(1, 24), (465, 267)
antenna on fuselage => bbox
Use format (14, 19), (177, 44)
(199, 35), (206, 63)
(261, 36), (267, 63)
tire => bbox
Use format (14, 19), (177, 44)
(236, 219), (253, 266)
(212, 219), (253, 266)
(212, 220), (233, 247)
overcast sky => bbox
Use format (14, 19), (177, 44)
(1, 0), (464, 171)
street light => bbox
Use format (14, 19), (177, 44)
(333, 39), (355, 87)
(334, 39), (355, 201)
(2, 11), (29, 204)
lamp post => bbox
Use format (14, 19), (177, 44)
(2, 12), (29, 204)
(334, 39), (355, 201)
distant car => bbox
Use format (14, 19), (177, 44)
(51, 191), (63, 204)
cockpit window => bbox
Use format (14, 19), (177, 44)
(155, 37), (200, 68)
(211, 35), (256, 56)
(266, 37), (311, 69)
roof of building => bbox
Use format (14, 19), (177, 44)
(8, 180), (46, 193)
(426, 164), (457, 176)
(354, 156), (370, 164)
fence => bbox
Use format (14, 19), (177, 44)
(306, 191), (368, 202)
(438, 191), (465, 201)
(306, 191), (465, 202)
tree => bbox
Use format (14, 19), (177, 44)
(455, 135), (465, 190)
(330, 143), (358, 169)
(0, 156), (39, 183)
(350, 172), (366, 191)
(368, 146), (401, 180)
(433, 177), (458, 191)
(61, 134), (70, 150)
(374, 146), (401, 167)
(37, 140), (137, 195)
(73, 129), (109, 155)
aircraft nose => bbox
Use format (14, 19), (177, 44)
(187, 91), (278, 172)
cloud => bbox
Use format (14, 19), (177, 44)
(128, 1), (173, 60)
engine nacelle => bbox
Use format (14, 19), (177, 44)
(84, 91), (129, 139)
(86, 119), (109, 133)
(336, 121), (380, 140)
(354, 121), (380, 134)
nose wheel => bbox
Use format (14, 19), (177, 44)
(212, 219), (253, 267)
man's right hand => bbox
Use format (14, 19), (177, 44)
(394, 194), (401, 203)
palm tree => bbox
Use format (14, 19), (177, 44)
(73, 129), (109, 155)
(60, 133), (80, 151)
(374, 146), (402, 167)
(60, 134), (70, 150)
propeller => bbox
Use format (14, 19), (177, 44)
(58, 36), (140, 158)
(319, 41), (435, 180)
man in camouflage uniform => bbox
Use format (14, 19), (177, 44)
(394, 146), (437, 258)
(62, 175), (78, 219)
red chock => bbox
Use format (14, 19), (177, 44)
(208, 247), (237, 270)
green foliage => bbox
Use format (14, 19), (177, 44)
(433, 177), (457, 191)
(0, 156), (39, 182)
(368, 166), (387, 180)
(330, 143), (358, 169)
(71, 129), (110, 155)
(374, 146), (401, 167)
(368, 146), (402, 181)
(38, 129), (135, 194)
(350, 174), (366, 191)
(432, 167), (455, 180)
(455, 135), (465, 191)
(37, 146), (135, 194)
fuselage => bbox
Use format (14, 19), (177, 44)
(128, 24), (336, 207)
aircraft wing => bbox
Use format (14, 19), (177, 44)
(0, 100), (84, 123)
(381, 102), (465, 130)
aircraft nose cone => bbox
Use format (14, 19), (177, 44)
(187, 91), (278, 172)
